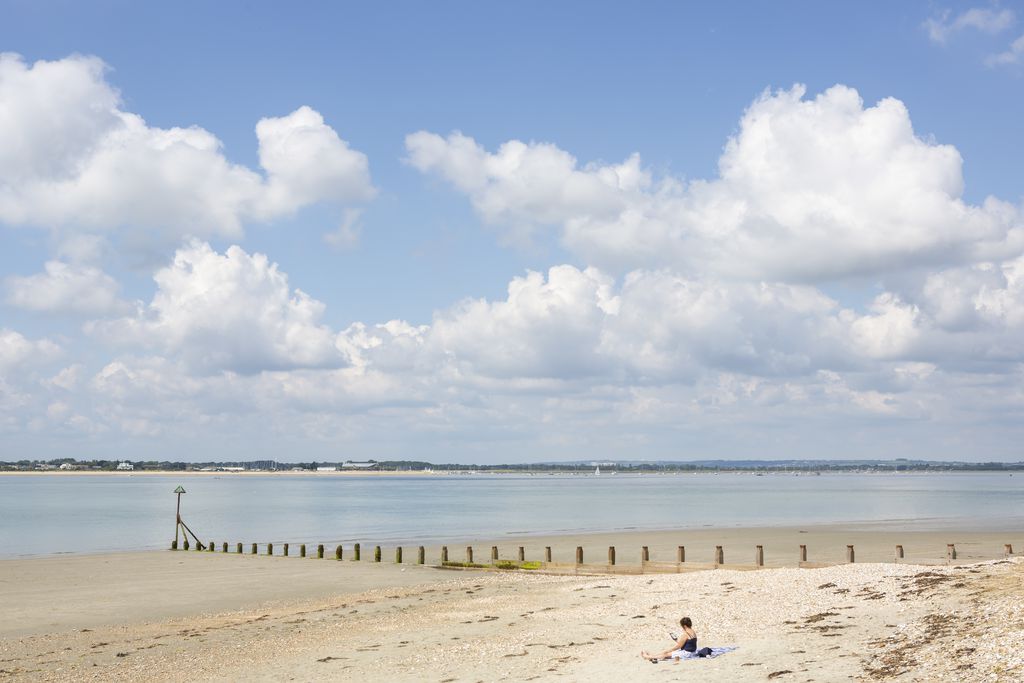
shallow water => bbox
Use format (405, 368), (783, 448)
(1, 472), (1022, 558)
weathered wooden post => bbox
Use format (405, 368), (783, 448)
(251, 543), (257, 555)
(173, 485), (185, 549)
(895, 544), (904, 561)
(267, 543), (273, 556)
(208, 541), (214, 553)
(317, 544), (325, 559)
(335, 545), (343, 560)
(544, 546), (552, 562)
(466, 546), (474, 563)
(491, 546), (498, 562)
(223, 542), (228, 553)
(441, 546), (448, 563)
(714, 546), (724, 565)
(300, 543), (306, 558)
(799, 544), (807, 562)
(846, 545), (855, 563)
(374, 545), (381, 562)
(418, 546), (425, 564)
(283, 543), (289, 557)
(755, 545), (764, 567)
(677, 546), (685, 563)
(608, 546), (616, 565)
(947, 544), (957, 561)
(395, 547), (403, 563)
(171, 540), (178, 550)
(353, 543), (360, 560)
(575, 546), (583, 565)
(196, 540), (203, 552)
(183, 539), (190, 550)
(642, 546), (650, 563)
(1005, 543), (1014, 557)
(518, 546), (525, 562)
(236, 542), (243, 554)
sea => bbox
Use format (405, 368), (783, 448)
(1, 472), (1022, 558)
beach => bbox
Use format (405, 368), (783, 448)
(2, 527), (1022, 682)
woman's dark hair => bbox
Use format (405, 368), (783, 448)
(680, 617), (692, 628)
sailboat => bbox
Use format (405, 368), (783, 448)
(595, 465), (601, 476)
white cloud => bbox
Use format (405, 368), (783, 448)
(987, 32), (1024, 65)
(407, 85), (1024, 281)
(0, 328), (61, 372)
(925, 7), (1016, 44)
(0, 53), (374, 247)
(90, 241), (346, 374)
(323, 208), (364, 249)
(5, 260), (131, 315)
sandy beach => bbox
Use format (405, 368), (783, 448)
(2, 527), (1022, 682)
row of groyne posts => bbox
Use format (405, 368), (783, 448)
(169, 539), (1018, 570)
(168, 487), (1016, 571)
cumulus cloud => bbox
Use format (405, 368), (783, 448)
(925, 7), (1015, 44)
(90, 241), (346, 374)
(0, 53), (374, 247)
(407, 85), (1023, 281)
(0, 328), (61, 372)
(5, 260), (131, 315)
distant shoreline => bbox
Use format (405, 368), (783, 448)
(1, 468), (1020, 476)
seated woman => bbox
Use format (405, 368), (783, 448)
(641, 617), (696, 662)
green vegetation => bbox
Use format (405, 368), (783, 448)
(441, 561), (486, 568)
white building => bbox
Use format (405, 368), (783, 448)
(316, 466), (337, 472)
(116, 462), (134, 471)
(341, 462), (377, 470)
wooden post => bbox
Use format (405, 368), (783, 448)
(846, 545), (855, 563)
(544, 546), (552, 562)
(283, 543), (289, 557)
(714, 546), (723, 565)
(755, 545), (764, 567)
(677, 546), (685, 563)
(335, 545), (343, 560)
(267, 543), (273, 556)
(208, 541), (213, 553)
(353, 543), (360, 561)
(642, 546), (650, 562)
(491, 546), (498, 562)
(251, 543), (257, 555)
(895, 544), (904, 561)
(441, 546), (448, 563)
(317, 544), (324, 559)
(374, 545), (381, 562)
(222, 542), (228, 553)
(236, 542), (242, 554)
(300, 543), (306, 558)
(183, 539), (189, 551)
(575, 546), (583, 565)
(1005, 543), (1013, 557)
(518, 546), (525, 562)
(171, 540), (177, 550)
(395, 547), (403, 563)
(418, 546), (425, 564)
(947, 544), (957, 561)
(466, 546), (473, 563)
(799, 544), (807, 562)
(608, 546), (616, 565)
(196, 540), (202, 552)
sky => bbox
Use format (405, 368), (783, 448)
(1, 1), (1023, 463)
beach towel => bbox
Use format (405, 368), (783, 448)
(669, 646), (738, 660)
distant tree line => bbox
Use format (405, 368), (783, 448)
(1, 457), (1022, 472)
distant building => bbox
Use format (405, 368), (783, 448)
(316, 466), (337, 472)
(341, 462), (377, 470)
(116, 462), (134, 471)
(59, 462), (77, 470)
(217, 466), (245, 472)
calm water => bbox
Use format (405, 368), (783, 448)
(1, 472), (1022, 558)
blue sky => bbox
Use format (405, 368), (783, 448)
(1, 1), (1023, 462)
